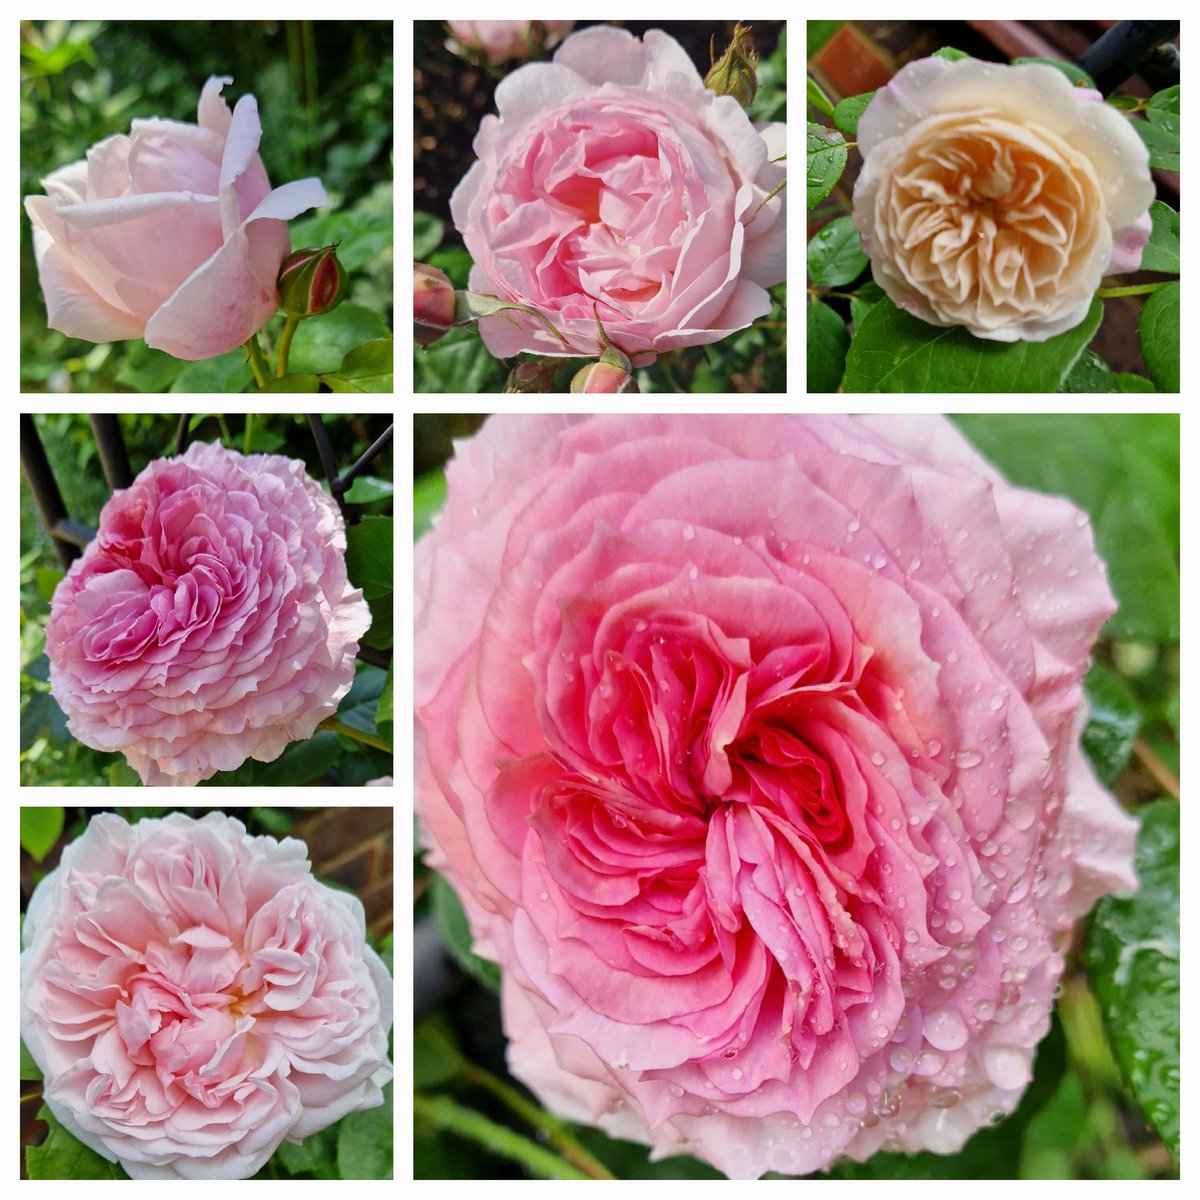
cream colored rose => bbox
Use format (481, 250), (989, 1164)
(853, 58), (1154, 342)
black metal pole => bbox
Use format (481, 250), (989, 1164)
(1076, 20), (1180, 95)
(20, 416), (87, 568)
(337, 424), (395, 491)
(174, 414), (191, 456)
(89, 415), (134, 491)
(306, 414), (346, 521)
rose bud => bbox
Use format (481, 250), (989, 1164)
(705, 22), (759, 108)
(504, 358), (558, 393)
(570, 343), (639, 393)
(277, 243), (347, 318)
(414, 261), (457, 347)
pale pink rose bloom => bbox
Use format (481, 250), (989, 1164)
(46, 441), (371, 786)
(415, 414), (1137, 1180)
(451, 26), (786, 361)
(21, 812), (393, 1180)
(447, 20), (575, 65)
(853, 58), (1154, 341)
(23, 76), (327, 361)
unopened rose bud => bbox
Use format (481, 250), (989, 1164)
(705, 22), (758, 108)
(504, 358), (558, 393)
(570, 359), (639, 394)
(414, 262), (457, 347)
(278, 244), (347, 318)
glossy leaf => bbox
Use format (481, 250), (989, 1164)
(414, 470), (447, 538)
(833, 90), (875, 135)
(806, 122), (847, 210)
(431, 873), (501, 992)
(1134, 86), (1180, 172)
(1059, 350), (1155, 394)
(1085, 800), (1179, 1160)
(346, 515), (393, 650)
(1082, 662), (1142, 785)
(343, 475), (395, 504)
(1137, 282), (1179, 393)
(806, 75), (834, 118)
(288, 303), (391, 375)
(843, 297), (1101, 392)
(20, 806), (64, 862)
(807, 300), (849, 392)
(26, 1105), (127, 1179)
(807, 216), (868, 287)
(1138, 201), (1180, 274)
(324, 338), (394, 392)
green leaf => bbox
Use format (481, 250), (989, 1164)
(1012, 56), (1095, 87)
(844, 296), (1102, 392)
(427, 244), (473, 289)
(833, 90), (875, 136)
(807, 216), (868, 287)
(248, 731), (342, 787)
(108, 760), (142, 786)
(1134, 89), (1180, 171)
(1106, 94), (1143, 112)
(416, 325), (507, 394)
(169, 350), (253, 393)
(346, 515), (393, 650)
(953, 414), (1179, 641)
(1085, 800), (1179, 1160)
(932, 46), (971, 61)
(806, 75), (834, 118)
(1137, 281), (1179, 392)
(376, 660), (394, 744)
(260, 373), (319, 392)
(35, 565), (64, 602)
(20, 807), (64, 862)
(26, 1104), (128, 1179)
(1148, 84), (1180, 115)
(1138, 201), (1180, 274)
(1059, 349), (1154, 393)
(807, 300), (850, 392)
(288, 304), (391, 375)
(849, 279), (885, 329)
(1082, 662), (1142, 784)
(21, 693), (50, 753)
(806, 122), (848, 210)
(249, 807), (293, 836)
(337, 1081), (393, 1178)
(275, 1127), (339, 1178)
(21, 1037), (42, 1081)
(414, 1014), (467, 1091)
(431, 873), (501, 991)
(324, 338), (393, 392)
(415, 470), (447, 538)
(113, 342), (186, 392)
(343, 475), (394, 504)
(414, 211), (446, 260)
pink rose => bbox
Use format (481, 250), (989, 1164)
(415, 415), (1137, 1179)
(46, 441), (371, 786)
(447, 20), (575, 65)
(23, 76), (327, 361)
(21, 812), (392, 1179)
(450, 26), (786, 360)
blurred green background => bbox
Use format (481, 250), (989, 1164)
(20, 413), (394, 785)
(20, 20), (393, 392)
(413, 413), (1178, 1180)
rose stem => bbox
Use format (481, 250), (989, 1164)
(243, 335), (269, 388)
(461, 1061), (617, 1179)
(1096, 283), (1171, 298)
(275, 315), (301, 378)
(413, 1094), (592, 1180)
(1133, 738), (1180, 800)
(318, 717), (392, 753)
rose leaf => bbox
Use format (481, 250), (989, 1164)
(346, 515), (393, 651)
(323, 337), (394, 392)
(20, 1037), (42, 1081)
(806, 75), (835, 119)
(807, 300), (850, 392)
(25, 1104), (128, 1179)
(1137, 281), (1180, 392)
(833, 90), (875, 136)
(414, 470), (447, 539)
(1059, 349), (1154, 393)
(1138, 201), (1180, 274)
(431, 873), (501, 992)
(932, 46), (971, 61)
(20, 806), (64, 862)
(1082, 662), (1142, 784)
(414, 211), (446, 260)
(807, 216), (869, 287)
(288, 302), (391, 375)
(1084, 800), (1179, 1162)
(843, 296), (1102, 392)
(806, 122), (848, 210)
(337, 1080), (393, 1179)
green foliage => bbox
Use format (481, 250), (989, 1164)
(346, 515), (393, 651)
(1134, 86), (1179, 171)
(26, 1105), (128, 1179)
(1082, 663), (1142, 785)
(431, 874), (501, 992)
(1011, 56), (1095, 87)
(20, 806), (64, 861)
(414, 470), (448, 538)
(806, 75), (834, 118)
(953, 414), (1179, 641)
(1085, 801), (1180, 1161)
(806, 21), (842, 60)
(842, 296), (1101, 392)
(806, 122), (847, 209)
(932, 46), (970, 61)
(324, 338), (394, 392)
(1059, 350), (1156, 393)
(807, 300), (850, 392)
(21, 1038), (43, 1081)
(806, 216), (868, 287)
(1137, 283), (1180, 393)
(337, 1082), (394, 1178)
(832, 90), (875, 136)
(1139, 202), (1180, 275)
(288, 303), (391, 375)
